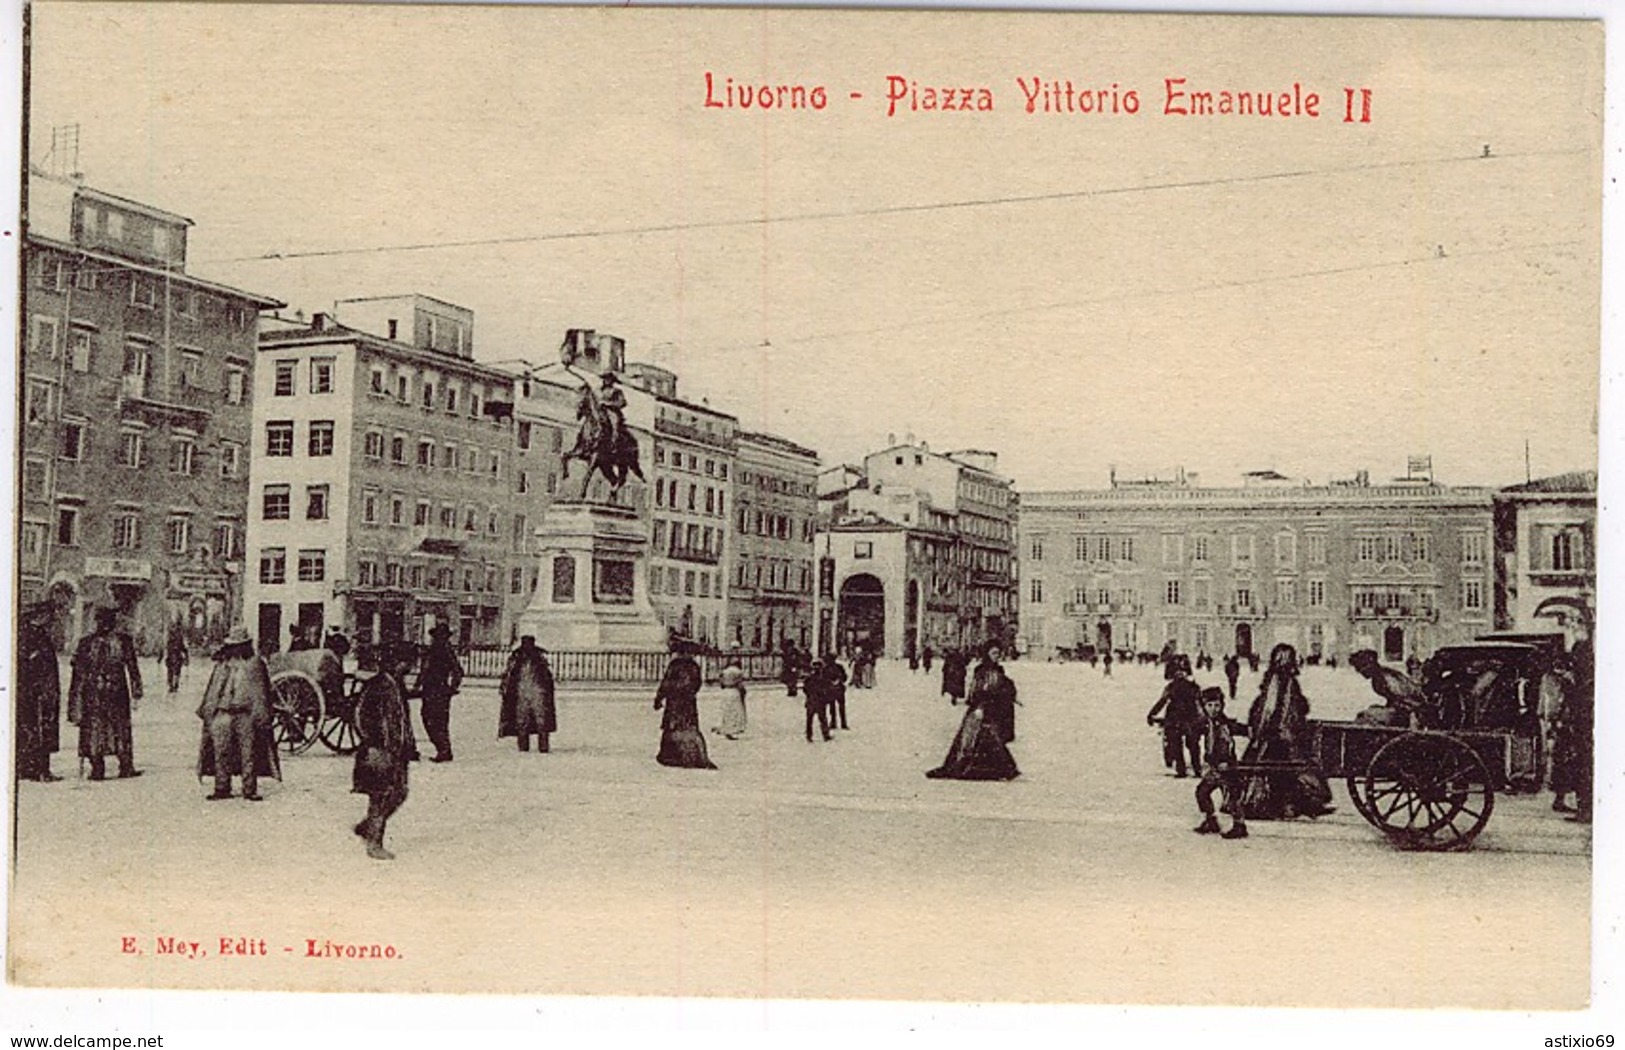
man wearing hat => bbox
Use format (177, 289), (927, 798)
(353, 641), (412, 860)
(417, 622), (464, 762)
(15, 600), (64, 782)
(195, 625), (280, 801)
(499, 635), (556, 752)
(67, 605), (144, 781)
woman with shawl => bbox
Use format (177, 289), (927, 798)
(926, 644), (1020, 781)
(714, 654), (747, 740)
(1239, 643), (1333, 819)
(654, 656), (717, 769)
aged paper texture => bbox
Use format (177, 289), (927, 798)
(7, 1), (1604, 1022)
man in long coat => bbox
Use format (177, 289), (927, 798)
(164, 619), (189, 694)
(499, 636), (557, 752)
(16, 601), (63, 781)
(196, 625), (280, 800)
(418, 623), (464, 762)
(67, 606), (143, 780)
(353, 643), (412, 860)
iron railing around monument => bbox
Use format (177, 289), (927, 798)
(460, 647), (785, 684)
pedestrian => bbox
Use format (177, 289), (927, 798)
(1349, 649), (1430, 728)
(498, 635), (556, 753)
(803, 659), (833, 742)
(1192, 687), (1248, 839)
(1223, 653), (1240, 699)
(907, 639), (919, 673)
(975, 643), (1018, 744)
(926, 647), (1020, 781)
(940, 647), (967, 705)
(1560, 633), (1594, 824)
(922, 644), (935, 674)
(1147, 655), (1203, 777)
(323, 627), (352, 662)
(780, 639), (800, 698)
(352, 642), (412, 860)
(654, 655), (717, 769)
(1238, 644), (1333, 820)
(1102, 649), (1114, 677)
(825, 656), (850, 731)
(714, 653), (747, 740)
(195, 625), (280, 801)
(67, 606), (143, 781)
(16, 600), (64, 782)
(163, 619), (188, 694)
(418, 623), (464, 763)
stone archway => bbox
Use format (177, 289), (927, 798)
(838, 573), (885, 656)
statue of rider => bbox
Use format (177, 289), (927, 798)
(597, 372), (629, 457)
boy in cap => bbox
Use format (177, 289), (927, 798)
(1193, 686), (1248, 839)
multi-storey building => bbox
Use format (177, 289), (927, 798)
(1494, 471), (1597, 635)
(20, 170), (282, 651)
(730, 430), (819, 650)
(243, 296), (519, 653)
(861, 439), (1018, 647)
(646, 386), (737, 647)
(1017, 470), (1496, 664)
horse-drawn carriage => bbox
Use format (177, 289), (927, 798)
(1291, 634), (1565, 851)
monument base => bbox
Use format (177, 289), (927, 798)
(516, 500), (666, 652)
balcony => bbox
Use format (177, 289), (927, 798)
(119, 374), (212, 426)
(667, 543), (721, 565)
(1350, 604), (1437, 622)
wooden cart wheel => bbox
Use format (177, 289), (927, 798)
(1362, 733), (1495, 851)
(271, 671), (323, 755)
(319, 708), (362, 755)
(1345, 776), (1377, 824)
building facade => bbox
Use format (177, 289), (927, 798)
(1494, 471), (1597, 635)
(1017, 474), (1496, 664)
(647, 393), (737, 647)
(20, 170), (282, 652)
(243, 297), (519, 654)
(730, 430), (819, 650)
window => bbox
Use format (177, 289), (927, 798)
(415, 500), (430, 527)
(266, 421), (294, 457)
(1164, 580), (1182, 605)
(308, 421), (335, 457)
(684, 571), (696, 596)
(364, 431), (385, 460)
(1461, 578), (1484, 611)
(128, 275), (156, 309)
(1275, 532), (1296, 568)
(1030, 537), (1045, 561)
(513, 515), (529, 553)
(446, 386), (458, 414)
(511, 567), (524, 595)
(1191, 534), (1210, 563)
(517, 470), (529, 495)
(464, 506), (478, 533)
(1117, 536), (1135, 563)
(1030, 578), (1044, 604)
(1231, 534), (1253, 567)
(169, 437), (195, 475)
(1276, 579), (1295, 607)
(58, 421), (85, 462)
(22, 458), (48, 500)
(370, 367), (386, 395)
(1461, 531), (1486, 566)
(854, 541), (873, 559)
(391, 434), (407, 464)
(31, 318), (60, 360)
(1382, 533), (1405, 564)
(439, 505), (456, 530)
(119, 430), (145, 468)
(1552, 531), (1578, 571)
(518, 422), (532, 450)
(386, 563), (403, 588)
(273, 360), (296, 396)
(167, 516), (191, 555)
(112, 512), (142, 550)
(391, 495), (405, 527)
(418, 440), (434, 467)
(310, 358), (334, 394)
(306, 485), (330, 521)
(1192, 578), (1211, 610)
(262, 485), (291, 520)
(421, 381), (435, 409)
(1305, 532), (1327, 565)
(1410, 532), (1430, 564)
(213, 521), (237, 560)
(1357, 534), (1379, 563)
(442, 443), (458, 470)
(297, 550), (326, 582)
(489, 453), (501, 479)
(396, 374), (410, 402)
(55, 505), (80, 547)
(1095, 536), (1112, 562)
(224, 366), (245, 405)
(1235, 587), (1253, 611)
(363, 490), (379, 525)
(1162, 534), (1183, 565)
(69, 329), (93, 373)
(259, 548), (287, 584)
(178, 351), (202, 388)
(25, 380), (53, 424)
(1308, 579), (1326, 608)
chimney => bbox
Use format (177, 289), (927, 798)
(311, 312), (331, 331)
(887, 432), (896, 446)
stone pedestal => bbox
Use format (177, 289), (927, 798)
(516, 500), (666, 651)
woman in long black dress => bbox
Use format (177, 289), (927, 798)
(654, 656), (717, 770)
(926, 645), (1020, 781)
(1239, 643), (1333, 819)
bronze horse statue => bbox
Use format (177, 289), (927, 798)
(561, 376), (645, 497)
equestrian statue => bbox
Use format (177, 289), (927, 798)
(561, 368), (645, 498)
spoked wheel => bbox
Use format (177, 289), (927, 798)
(1361, 733), (1495, 851)
(271, 671), (323, 755)
(1345, 776), (1377, 824)
(319, 709), (362, 755)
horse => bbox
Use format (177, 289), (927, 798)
(561, 381), (644, 497)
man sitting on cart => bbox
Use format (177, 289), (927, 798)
(1350, 650), (1431, 729)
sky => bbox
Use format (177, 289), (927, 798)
(23, 4), (1605, 491)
